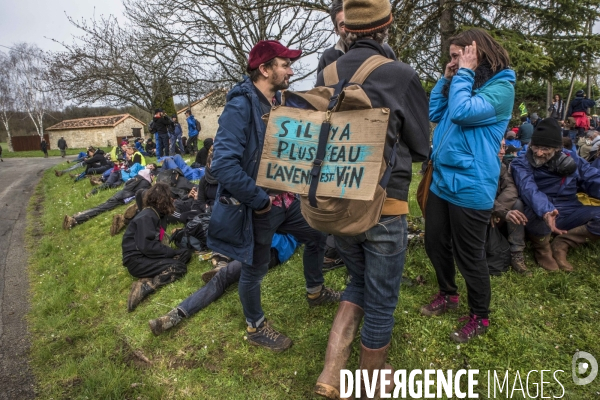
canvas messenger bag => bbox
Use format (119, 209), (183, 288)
(256, 55), (399, 236)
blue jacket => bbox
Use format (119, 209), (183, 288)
(207, 77), (275, 264)
(511, 151), (600, 217)
(187, 116), (199, 137)
(121, 163), (144, 181)
(429, 68), (516, 210)
(172, 123), (183, 137)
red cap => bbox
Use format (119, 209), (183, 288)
(247, 40), (302, 72)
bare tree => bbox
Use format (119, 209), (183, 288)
(123, 0), (332, 87)
(0, 53), (16, 151)
(49, 14), (206, 113)
(9, 43), (61, 142)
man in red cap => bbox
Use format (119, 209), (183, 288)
(207, 40), (341, 352)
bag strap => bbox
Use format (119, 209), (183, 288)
(323, 62), (339, 86)
(350, 55), (393, 85)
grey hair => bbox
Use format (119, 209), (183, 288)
(345, 29), (389, 46)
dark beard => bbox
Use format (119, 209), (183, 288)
(442, 61), (496, 97)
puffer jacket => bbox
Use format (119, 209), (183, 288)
(511, 151), (600, 217)
(429, 67), (516, 210)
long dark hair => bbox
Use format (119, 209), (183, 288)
(143, 183), (175, 216)
(448, 28), (510, 73)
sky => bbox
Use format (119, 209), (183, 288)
(0, 0), (322, 97)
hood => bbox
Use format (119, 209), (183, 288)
(137, 169), (152, 183)
(225, 76), (282, 105)
(95, 149), (106, 156)
(203, 138), (214, 149)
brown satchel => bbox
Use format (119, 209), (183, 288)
(416, 160), (432, 218)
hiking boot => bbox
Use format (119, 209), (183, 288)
(123, 203), (138, 221)
(90, 177), (102, 186)
(54, 170), (63, 177)
(510, 251), (531, 276)
(127, 278), (155, 312)
(69, 173), (77, 179)
(246, 320), (292, 352)
(322, 257), (345, 272)
(62, 215), (77, 230)
(307, 286), (342, 307)
(420, 292), (459, 316)
(528, 234), (559, 271)
(149, 308), (183, 336)
(211, 253), (230, 269)
(110, 214), (126, 236)
(450, 315), (489, 343)
(551, 226), (599, 272)
(201, 264), (227, 283)
(84, 192), (93, 199)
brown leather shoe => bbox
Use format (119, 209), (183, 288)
(314, 302), (364, 399)
(551, 226), (599, 272)
(528, 234), (559, 271)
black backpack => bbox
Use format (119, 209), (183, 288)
(171, 213), (211, 251)
(195, 119), (201, 132)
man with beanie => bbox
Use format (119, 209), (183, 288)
(152, 109), (174, 158)
(313, 1), (429, 398)
(207, 40), (340, 353)
(511, 118), (600, 272)
(316, 0), (396, 75)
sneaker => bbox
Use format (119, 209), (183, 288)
(246, 320), (292, 352)
(127, 278), (154, 312)
(450, 315), (489, 343)
(307, 286), (342, 307)
(510, 252), (531, 276)
(420, 292), (459, 316)
(62, 215), (77, 230)
(322, 257), (345, 272)
(149, 308), (183, 336)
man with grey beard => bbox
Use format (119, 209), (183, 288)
(511, 118), (600, 272)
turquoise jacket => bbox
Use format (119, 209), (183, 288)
(429, 68), (516, 210)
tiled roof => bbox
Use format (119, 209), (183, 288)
(47, 114), (146, 131)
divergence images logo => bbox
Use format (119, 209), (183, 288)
(572, 351), (597, 386)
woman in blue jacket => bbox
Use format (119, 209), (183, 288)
(422, 29), (515, 343)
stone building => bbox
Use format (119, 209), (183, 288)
(176, 91), (225, 141)
(47, 114), (146, 148)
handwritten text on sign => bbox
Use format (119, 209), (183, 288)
(256, 106), (389, 201)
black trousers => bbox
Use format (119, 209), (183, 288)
(424, 192), (492, 319)
(124, 250), (191, 279)
(188, 136), (198, 154)
(74, 189), (135, 224)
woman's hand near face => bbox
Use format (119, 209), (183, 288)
(458, 41), (478, 71)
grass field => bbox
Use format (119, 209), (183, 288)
(0, 142), (112, 158)
(25, 161), (600, 399)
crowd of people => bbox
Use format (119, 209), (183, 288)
(49, 0), (600, 397)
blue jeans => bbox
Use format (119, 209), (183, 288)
(161, 154), (205, 181)
(58, 161), (85, 173)
(170, 135), (184, 155)
(335, 215), (408, 349)
(239, 198), (326, 327)
(525, 203), (600, 236)
(154, 133), (161, 157)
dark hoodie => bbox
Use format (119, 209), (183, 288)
(152, 115), (174, 135)
(122, 207), (175, 263)
(83, 149), (108, 167)
(568, 96), (596, 117)
(195, 138), (214, 166)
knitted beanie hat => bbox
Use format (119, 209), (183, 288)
(531, 118), (563, 148)
(344, 0), (393, 34)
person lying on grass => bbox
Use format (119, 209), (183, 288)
(122, 182), (193, 312)
(62, 169), (153, 230)
(148, 233), (298, 335)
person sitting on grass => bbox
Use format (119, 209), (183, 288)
(73, 147), (112, 182)
(161, 154), (205, 181)
(145, 138), (156, 157)
(148, 233), (298, 335)
(63, 169), (154, 230)
(122, 182), (193, 312)
(86, 163), (156, 199)
(193, 138), (213, 167)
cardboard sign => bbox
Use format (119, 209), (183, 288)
(256, 106), (389, 201)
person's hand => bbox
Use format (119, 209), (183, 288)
(444, 61), (458, 79)
(457, 41), (478, 71)
(506, 209), (528, 225)
(490, 215), (501, 228)
(543, 210), (567, 234)
(188, 187), (197, 199)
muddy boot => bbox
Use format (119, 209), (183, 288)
(528, 234), (559, 271)
(55, 170), (63, 177)
(149, 308), (183, 336)
(110, 214), (126, 236)
(551, 226), (599, 272)
(358, 342), (394, 399)
(123, 203), (138, 221)
(314, 301), (364, 399)
(90, 177), (102, 186)
(510, 251), (531, 276)
(127, 278), (155, 312)
(63, 215), (77, 230)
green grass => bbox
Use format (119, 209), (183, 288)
(0, 142), (113, 158)
(26, 162), (600, 399)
